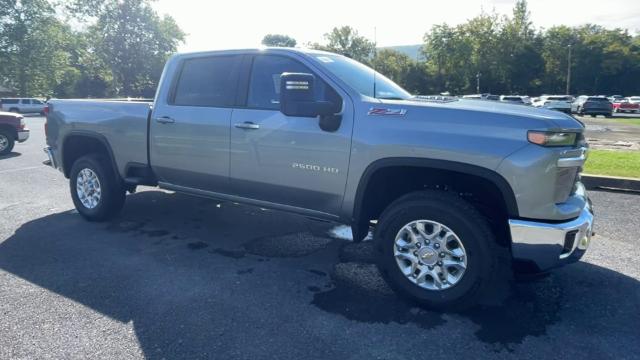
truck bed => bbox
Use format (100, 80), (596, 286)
(47, 99), (152, 177)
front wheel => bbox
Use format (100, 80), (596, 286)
(69, 154), (126, 221)
(375, 190), (498, 310)
(0, 130), (15, 155)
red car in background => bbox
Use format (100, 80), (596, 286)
(0, 111), (29, 155)
(612, 98), (640, 113)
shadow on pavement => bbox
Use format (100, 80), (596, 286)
(0, 152), (21, 160)
(0, 190), (638, 358)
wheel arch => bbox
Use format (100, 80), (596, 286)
(351, 158), (519, 243)
(61, 131), (120, 179)
(0, 124), (18, 139)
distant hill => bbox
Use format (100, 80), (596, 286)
(378, 44), (423, 61)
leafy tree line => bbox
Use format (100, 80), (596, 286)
(2, 0), (638, 98)
(0, 0), (184, 98)
(265, 1), (640, 96)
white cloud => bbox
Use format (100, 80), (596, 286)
(153, 0), (640, 52)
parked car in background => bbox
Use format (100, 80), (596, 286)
(628, 96), (640, 104)
(612, 98), (640, 113)
(532, 95), (572, 113)
(0, 111), (29, 155)
(462, 94), (500, 101)
(499, 95), (525, 105)
(0, 98), (47, 114)
(571, 96), (612, 117)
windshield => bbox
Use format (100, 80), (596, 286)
(313, 54), (412, 100)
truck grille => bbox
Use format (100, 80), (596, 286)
(554, 167), (579, 203)
(554, 134), (585, 203)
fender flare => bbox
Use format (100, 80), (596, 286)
(352, 157), (519, 224)
(61, 131), (120, 179)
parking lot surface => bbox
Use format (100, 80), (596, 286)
(1, 116), (639, 359)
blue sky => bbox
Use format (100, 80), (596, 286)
(153, 0), (640, 52)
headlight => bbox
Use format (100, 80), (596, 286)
(527, 131), (577, 147)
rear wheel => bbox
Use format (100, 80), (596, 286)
(0, 130), (15, 155)
(69, 154), (126, 221)
(375, 190), (498, 310)
(8, 107), (19, 113)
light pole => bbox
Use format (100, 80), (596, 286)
(566, 45), (572, 95)
(476, 72), (481, 94)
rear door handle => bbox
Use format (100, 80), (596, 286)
(234, 122), (260, 130)
(155, 116), (175, 124)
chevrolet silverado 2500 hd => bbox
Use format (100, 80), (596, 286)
(44, 48), (593, 309)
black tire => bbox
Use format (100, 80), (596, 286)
(69, 154), (126, 221)
(375, 190), (498, 310)
(8, 107), (19, 113)
(0, 130), (15, 155)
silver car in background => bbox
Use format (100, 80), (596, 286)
(532, 95), (572, 114)
(0, 98), (48, 114)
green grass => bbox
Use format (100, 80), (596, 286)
(584, 150), (640, 178)
(609, 117), (640, 126)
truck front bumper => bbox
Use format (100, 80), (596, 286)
(17, 129), (29, 142)
(509, 187), (593, 272)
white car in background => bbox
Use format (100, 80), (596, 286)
(628, 96), (640, 104)
(0, 98), (47, 114)
(532, 95), (572, 114)
(520, 96), (532, 105)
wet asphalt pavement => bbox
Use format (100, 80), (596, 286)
(0, 117), (639, 359)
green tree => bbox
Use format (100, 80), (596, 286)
(372, 49), (413, 85)
(0, 0), (75, 96)
(311, 26), (375, 64)
(86, 0), (185, 97)
(261, 34), (297, 47)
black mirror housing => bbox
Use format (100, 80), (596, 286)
(280, 73), (335, 118)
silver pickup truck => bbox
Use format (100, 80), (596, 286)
(45, 48), (593, 309)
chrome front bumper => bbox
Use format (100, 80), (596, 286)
(509, 194), (593, 272)
(17, 129), (29, 142)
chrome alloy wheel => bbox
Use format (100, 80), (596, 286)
(76, 168), (102, 209)
(394, 220), (467, 291)
(0, 134), (8, 152)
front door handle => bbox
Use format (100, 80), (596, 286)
(234, 122), (260, 130)
(155, 116), (175, 124)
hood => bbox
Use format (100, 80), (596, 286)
(0, 111), (22, 120)
(379, 98), (583, 131)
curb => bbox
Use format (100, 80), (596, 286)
(582, 174), (640, 192)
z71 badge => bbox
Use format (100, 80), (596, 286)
(367, 108), (407, 116)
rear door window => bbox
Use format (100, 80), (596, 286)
(20, 99), (31, 104)
(171, 55), (242, 107)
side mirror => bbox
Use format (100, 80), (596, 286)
(280, 72), (335, 116)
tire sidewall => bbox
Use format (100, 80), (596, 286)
(0, 131), (14, 155)
(69, 155), (119, 221)
(376, 198), (493, 309)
